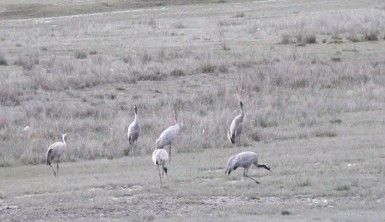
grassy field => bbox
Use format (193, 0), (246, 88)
(1, 0), (385, 220)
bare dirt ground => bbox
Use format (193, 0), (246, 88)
(1, 0), (385, 221)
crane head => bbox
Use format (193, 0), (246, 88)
(134, 105), (138, 114)
(265, 164), (271, 171)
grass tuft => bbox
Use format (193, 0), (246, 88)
(200, 63), (216, 73)
(74, 50), (87, 59)
(364, 32), (378, 41)
(281, 34), (292, 44)
(336, 184), (350, 191)
(314, 129), (337, 138)
(281, 210), (292, 216)
(235, 12), (245, 18)
(14, 50), (39, 70)
(297, 179), (311, 187)
(170, 69), (185, 77)
(173, 22), (185, 29)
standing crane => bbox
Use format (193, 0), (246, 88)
(46, 133), (67, 177)
(155, 110), (180, 162)
(227, 101), (244, 144)
(152, 149), (169, 187)
(127, 105), (140, 154)
(225, 151), (270, 184)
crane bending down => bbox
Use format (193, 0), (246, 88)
(155, 111), (180, 162)
(225, 151), (270, 184)
(127, 105), (140, 154)
(46, 133), (67, 177)
(227, 101), (244, 144)
(152, 149), (169, 187)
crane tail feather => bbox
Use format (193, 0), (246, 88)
(230, 133), (235, 144)
(46, 149), (53, 166)
(227, 130), (235, 144)
(128, 136), (133, 144)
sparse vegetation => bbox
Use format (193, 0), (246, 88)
(74, 50), (87, 59)
(281, 33), (292, 44)
(296, 33), (316, 44)
(14, 50), (39, 70)
(218, 64), (229, 73)
(331, 57), (342, 62)
(122, 55), (132, 64)
(336, 184), (351, 191)
(0, 0), (384, 221)
(170, 69), (185, 77)
(200, 63), (216, 73)
(364, 31), (379, 41)
(173, 22), (185, 29)
(281, 210), (291, 216)
(235, 12), (245, 18)
(147, 18), (157, 28)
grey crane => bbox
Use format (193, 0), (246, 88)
(46, 133), (67, 177)
(227, 101), (244, 144)
(127, 105), (140, 153)
(152, 148), (169, 187)
(225, 151), (270, 184)
(155, 111), (180, 162)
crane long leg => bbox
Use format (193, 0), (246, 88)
(133, 140), (137, 155)
(245, 170), (260, 184)
(49, 164), (56, 177)
(246, 175), (260, 184)
(162, 164), (167, 177)
(57, 158), (59, 178)
(157, 165), (162, 187)
(169, 144), (172, 163)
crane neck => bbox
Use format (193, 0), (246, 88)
(62, 135), (66, 144)
(175, 122), (181, 134)
(173, 111), (178, 124)
(133, 106), (139, 122)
